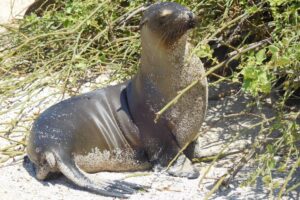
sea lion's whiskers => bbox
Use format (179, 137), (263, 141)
(159, 31), (171, 46)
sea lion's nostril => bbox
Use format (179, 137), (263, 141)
(187, 12), (196, 28)
(187, 11), (194, 20)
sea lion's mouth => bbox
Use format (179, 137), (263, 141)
(187, 12), (197, 29)
(188, 20), (196, 29)
(187, 12), (198, 29)
(163, 14), (197, 45)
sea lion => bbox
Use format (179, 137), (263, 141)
(27, 2), (208, 198)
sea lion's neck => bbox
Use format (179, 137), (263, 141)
(140, 37), (188, 77)
(134, 28), (189, 101)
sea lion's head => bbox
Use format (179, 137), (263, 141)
(140, 2), (197, 47)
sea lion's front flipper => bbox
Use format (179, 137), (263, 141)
(54, 152), (143, 198)
(183, 140), (199, 160)
(167, 154), (199, 179)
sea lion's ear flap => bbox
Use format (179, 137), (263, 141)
(139, 17), (148, 30)
(139, 3), (152, 30)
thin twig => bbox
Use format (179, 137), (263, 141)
(119, 5), (149, 26)
(0, 135), (26, 145)
(278, 153), (300, 197)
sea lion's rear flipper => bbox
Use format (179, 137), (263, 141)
(54, 153), (144, 198)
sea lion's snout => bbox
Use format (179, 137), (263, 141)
(187, 11), (197, 29)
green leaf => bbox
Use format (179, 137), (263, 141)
(272, 181), (281, 189)
(278, 164), (287, 172)
(75, 63), (87, 69)
(276, 56), (290, 66)
(268, 0), (288, 6)
(241, 65), (272, 96)
(256, 49), (266, 65)
(196, 44), (213, 59)
(266, 144), (274, 153)
(262, 175), (271, 184)
(66, 7), (72, 14)
(268, 158), (276, 169)
(268, 45), (280, 53)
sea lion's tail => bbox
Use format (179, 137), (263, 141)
(54, 152), (144, 198)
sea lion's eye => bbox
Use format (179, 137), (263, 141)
(160, 9), (173, 18)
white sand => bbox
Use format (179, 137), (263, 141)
(0, 0), (34, 24)
(1, 82), (299, 200)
